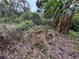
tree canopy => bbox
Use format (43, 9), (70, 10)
(36, 0), (79, 33)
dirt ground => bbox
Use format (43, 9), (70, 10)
(0, 25), (79, 59)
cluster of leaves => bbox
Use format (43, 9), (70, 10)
(16, 20), (34, 30)
(0, 14), (17, 23)
(70, 12), (79, 31)
(0, 11), (52, 31)
(69, 30), (79, 40)
(69, 12), (79, 39)
(43, 0), (63, 18)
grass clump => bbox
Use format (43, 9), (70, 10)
(69, 30), (79, 39)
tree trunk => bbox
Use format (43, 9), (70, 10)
(52, 0), (75, 34)
(59, 9), (74, 34)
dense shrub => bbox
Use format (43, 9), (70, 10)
(20, 11), (32, 21)
(31, 13), (41, 25)
(0, 14), (17, 23)
(16, 20), (34, 30)
(71, 21), (79, 31)
(41, 18), (52, 25)
(74, 12), (79, 21)
(69, 30), (79, 39)
(70, 12), (79, 32)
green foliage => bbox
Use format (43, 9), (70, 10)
(71, 21), (79, 31)
(0, 14), (17, 23)
(70, 12), (79, 31)
(40, 18), (52, 26)
(74, 12), (79, 21)
(27, 25), (51, 33)
(74, 16), (79, 21)
(43, 0), (63, 18)
(31, 13), (41, 25)
(69, 30), (79, 39)
(69, 13), (79, 38)
(16, 20), (34, 30)
(20, 11), (32, 21)
(0, 11), (53, 31)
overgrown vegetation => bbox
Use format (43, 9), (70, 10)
(0, 0), (79, 42)
(0, 0), (79, 59)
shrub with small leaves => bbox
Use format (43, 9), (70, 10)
(16, 20), (34, 30)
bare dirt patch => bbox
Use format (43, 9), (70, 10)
(0, 26), (79, 59)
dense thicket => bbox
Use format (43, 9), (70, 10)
(0, 0), (79, 39)
(36, 0), (79, 34)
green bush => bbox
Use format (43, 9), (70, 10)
(71, 21), (79, 31)
(16, 20), (34, 30)
(20, 12), (32, 21)
(41, 18), (52, 26)
(74, 12), (79, 21)
(69, 30), (79, 39)
(0, 17), (14, 23)
(26, 25), (45, 33)
(0, 14), (18, 23)
(12, 18), (21, 23)
(31, 13), (41, 25)
(70, 13), (79, 31)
